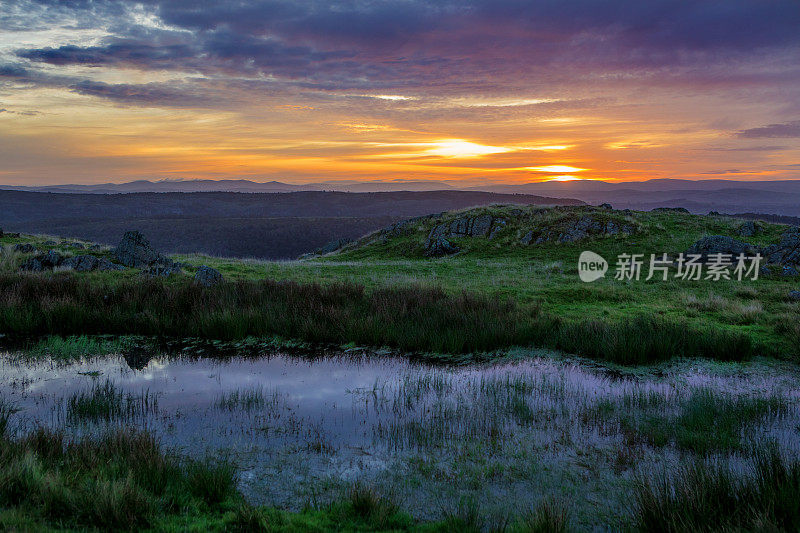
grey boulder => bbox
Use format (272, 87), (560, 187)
(141, 264), (183, 278)
(61, 255), (124, 272)
(424, 237), (460, 257)
(14, 243), (37, 253)
(115, 230), (181, 271)
(737, 220), (760, 237)
(763, 228), (800, 267)
(194, 265), (224, 286)
(21, 250), (65, 271)
(428, 214), (503, 241)
(685, 236), (760, 261)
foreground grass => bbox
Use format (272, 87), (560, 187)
(634, 449), (800, 532)
(0, 274), (761, 364)
(0, 417), (575, 532)
(2, 416), (797, 531)
(0, 427), (239, 531)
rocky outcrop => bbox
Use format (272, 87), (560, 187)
(21, 250), (64, 271)
(140, 264), (183, 277)
(425, 237), (461, 257)
(21, 250), (124, 272)
(62, 255), (124, 272)
(422, 214), (506, 254)
(14, 243), (36, 253)
(521, 216), (634, 245)
(599, 203), (613, 210)
(737, 220), (761, 237)
(685, 228), (800, 268)
(114, 231), (181, 272)
(194, 265), (223, 286)
(428, 214), (499, 240)
(763, 228), (800, 267)
(789, 290), (800, 301)
(684, 236), (760, 261)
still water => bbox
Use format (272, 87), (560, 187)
(2, 349), (797, 520)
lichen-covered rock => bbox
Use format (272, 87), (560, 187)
(519, 215), (634, 246)
(114, 230), (182, 273)
(763, 228), (800, 267)
(115, 231), (167, 268)
(194, 265), (224, 286)
(20, 250), (65, 271)
(488, 219), (507, 239)
(520, 231), (535, 245)
(14, 243), (37, 253)
(61, 255), (124, 272)
(424, 237), (460, 257)
(685, 236), (760, 260)
(428, 214), (505, 241)
(140, 264), (183, 277)
(737, 220), (760, 237)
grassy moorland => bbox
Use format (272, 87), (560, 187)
(2, 205), (798, 364)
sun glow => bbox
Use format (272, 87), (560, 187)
(526, 165), (587, 173)
(546, 175), (582, 181)
(423, 139), (513, 158)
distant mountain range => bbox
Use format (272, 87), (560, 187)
(3, 178), (800, 216)
(0, 179), (458, 194)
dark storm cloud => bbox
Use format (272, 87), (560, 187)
(737, 121), (800, 139)
(69, 80), (218, 107)
(8, 0), (800, 106)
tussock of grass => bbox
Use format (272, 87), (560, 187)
(26, 334), (130, 360)
(214, 387), (270, 412)
(0, 427), (239, 530)
(65, 379), (159, 424)
(589, 388), (787, 454)
(634, 449), (800, 532)
(0, 274), (761, 363)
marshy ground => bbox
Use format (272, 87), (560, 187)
(2, 341), (799, 530)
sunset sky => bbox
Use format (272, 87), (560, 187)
(1, 0), (799, 186)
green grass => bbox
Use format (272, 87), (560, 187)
(215, 387), (273, 412)
(588, 388), (788, 454)
(3, 205), (799, 363)
(66, 379), (159, 424)
(1, 420), (576, 532)
(0, 427), (240, 531)
(173, 206), (798, 360)
(634, 448), (800, 532)
(24, 334), (132, 360)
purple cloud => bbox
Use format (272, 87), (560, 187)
(737, 121), (800, 139)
